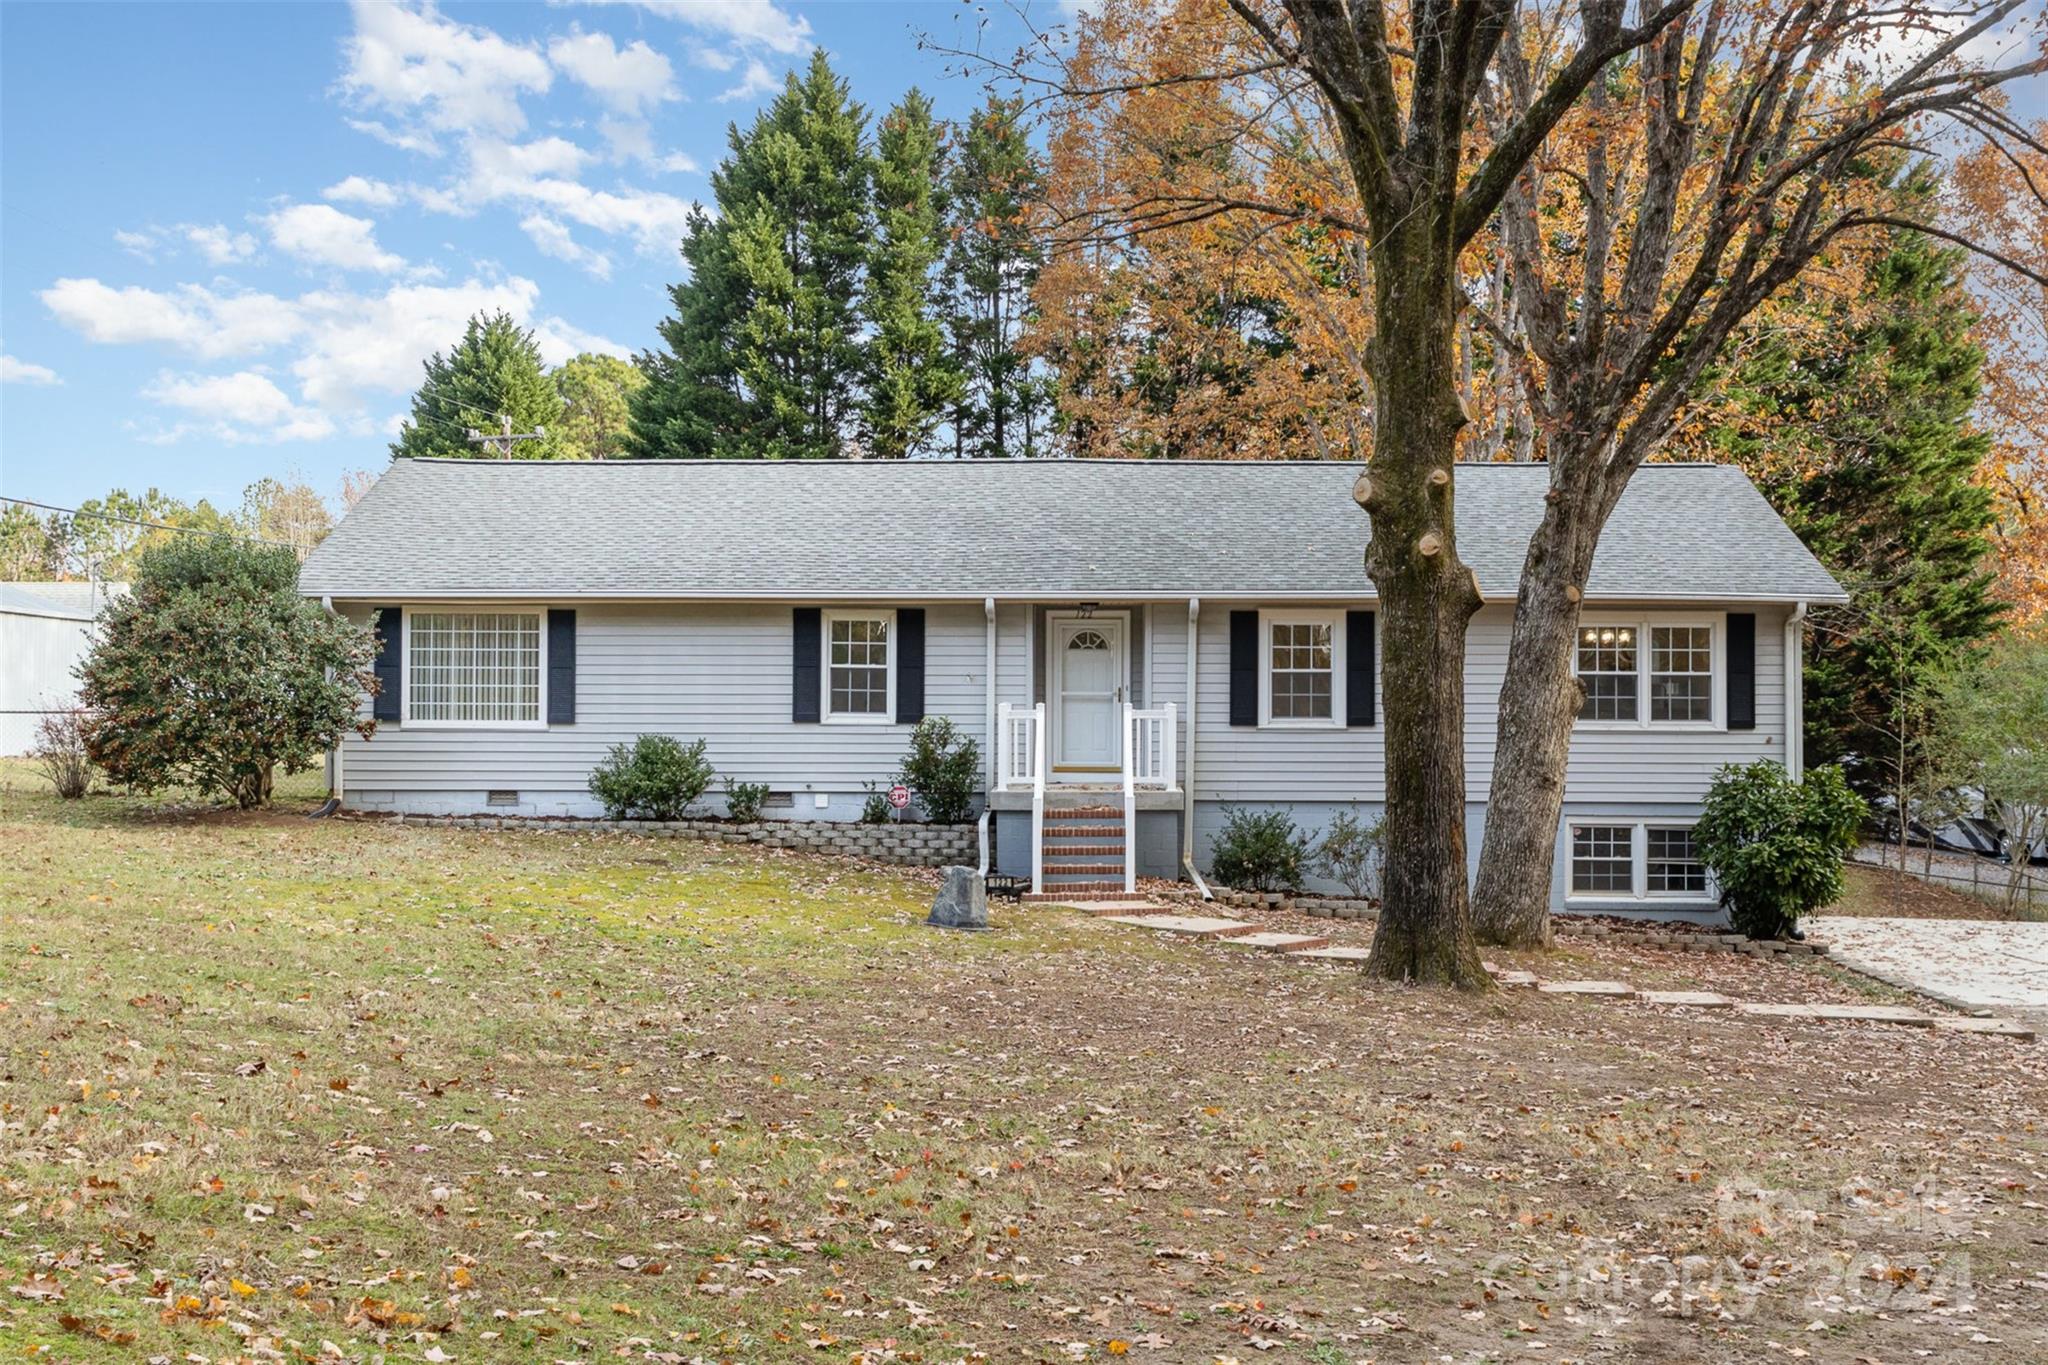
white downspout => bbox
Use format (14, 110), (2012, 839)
(318, 595), (345, 816)
(1181, 596), (1212, 899)
(980, 597), (996, 877)
(1785, 601), (1807, 781)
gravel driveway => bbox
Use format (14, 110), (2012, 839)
(1805, 915), (2048, 1025)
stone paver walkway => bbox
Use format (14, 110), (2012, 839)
(1083, 906), (2036, 1040)
(1805, 916), (2048, 1026)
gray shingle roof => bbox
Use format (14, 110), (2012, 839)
(298, 458), (1846, 604)
(0, 581), (126, 620)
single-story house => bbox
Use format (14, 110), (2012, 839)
(298, 458), (1845, 917)
(1, 580), (125, 755)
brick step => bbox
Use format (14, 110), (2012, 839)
(1044, 806), (1123, 821)
(1022, 890), (1151, 904)
(1040, 841), (1123, 856)
(1043, 825), (1122, 840)
(1041, 861), (1123, 876)
(1032, 879), (1129, 895)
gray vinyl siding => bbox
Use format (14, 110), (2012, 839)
(1185, 603), (1787, 806)
(339, 601), (986, 816)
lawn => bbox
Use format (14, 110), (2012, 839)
(4, 772), (2046, 1363)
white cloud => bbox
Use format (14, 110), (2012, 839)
(531, 314), (632, 364)
(718, 58), (781, 104)
(185, 223), (259, 265)
(347, 117), (442, 156)
(549, 29), (677, 115)
(1, 354), (61, 385)
(141, 369), (336, 443)
(289, 276), (547, 409)
(114, 228), (160, 262)
(573, 0), (812, 55)
(339, 0), (551, 140)
(691, 45), (739, 73)
(41, 278), (305, 358)
(323, 175), (403, 208)
(420, 134), (692, 251)
(264, 203), (407, 274)
(520, 214), (613, 279)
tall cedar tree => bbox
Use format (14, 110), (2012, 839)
(946, 96), (1049, 459)
(630, 52), (871, 459)
(862, 89), (964, 458)
(1709, 206), (2002, 788)
(392, 312), (566, 459)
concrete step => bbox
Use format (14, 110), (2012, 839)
(1535, 980), (1636, 998)
(1023, 889), (1148, 904)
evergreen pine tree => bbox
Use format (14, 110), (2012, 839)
(1709, 179), (2002, 787)
(392, 312), (566, 459)
(861, 89), (962, 458)
(944, 95), (1049, 458)
(629, 51), (872, 459)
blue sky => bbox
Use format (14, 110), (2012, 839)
(2, 3), (2040, 515)
(0, 0), (1064, 511)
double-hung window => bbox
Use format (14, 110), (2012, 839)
(1577, 615), (1722, 728)
(1568, 821), (1711, 901)
(825, 610), (892, 720)
(406, 609), (544, 726)
(1260, 610), (1343, 726)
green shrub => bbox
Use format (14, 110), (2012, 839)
(77, 537), (375, 808)
(1209, 806), (1310, 893)
(1693, 761), (1866, 938)
(587, 735), (714, 821)
(1315, 807), (1385, 899)
(860, 780), (892, 825)
(896, 715), (981, 824)
(724, 778), (770, 823)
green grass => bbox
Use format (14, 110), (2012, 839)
(4, 776), (2046, 1363)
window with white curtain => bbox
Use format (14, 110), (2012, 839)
(407, 611), (543, 724)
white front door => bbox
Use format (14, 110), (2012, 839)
(1050, 615), (1126, 772)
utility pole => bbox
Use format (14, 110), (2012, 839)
(465, 414), (547, 459)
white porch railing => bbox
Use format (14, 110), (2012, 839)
(997, 702), (1047, 893)
(1120, 703), (1179, 894)
(1125, 703), (1178, 791)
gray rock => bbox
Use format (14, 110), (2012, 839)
(927, 865), (990, 931)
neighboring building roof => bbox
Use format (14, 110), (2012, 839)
(298, 458), (1848, 604)
(0, 581), (127, 620)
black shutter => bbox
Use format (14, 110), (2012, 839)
(1346, 609), (1376, 726)
(372, 606), (402, 723)
(1228, 610), (1258, 727)
(895, 608), (925, 724)
(792, 607), (822, 723)
(1727, 612), (1756, 731)
(546, 609), (576, 724)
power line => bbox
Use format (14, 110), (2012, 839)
(0, 496), (291, 547)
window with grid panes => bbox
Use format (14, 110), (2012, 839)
(1576, 625), (1638, 721)
(408, 612), (541, 723)
(1269, 619), (1334, 720)
(827, 614), (890, 717)
(1570, 824), (1634, 894)
(1650, 625), (1714, 722)
(1646, 826), (1708, 894)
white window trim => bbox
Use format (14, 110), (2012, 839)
(1573, 611), (1725, 732)
(401, 605), (549, 731)
(822, 608), (897, 725)
(1565, 819), (1716, 905)
(1257, 608), (1346, 729)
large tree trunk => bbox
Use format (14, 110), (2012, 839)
(1473, 477), (1608, 946)
(1360, 215), (1489, 990)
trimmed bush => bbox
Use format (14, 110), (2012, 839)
(1693, 760), (1866, 939)
(1209, 806), (1310, 893)
(1315, 807), (1385, 899)
(896, 715), (980, 823)
(588, 735), (714, 821)
(76, 537), (375, 808)
(32, 708), (95, 800)
(859, 780), (892, 825)
(724, 778), (770, 823)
